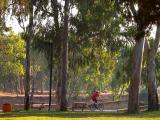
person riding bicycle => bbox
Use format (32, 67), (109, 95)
(89, 90), (104, 111)
(91, 90), (99, 103)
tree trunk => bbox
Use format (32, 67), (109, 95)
(19, 76), (24, 94)
(3, 83), (6, 92)
(24, 34), (31, 110)
(147, 21), (160, 111)
(24, 0), (33, 110)
(59, 0), (69, 111)
(49, 43), (53, 111)
(56, 63), (62, 108)
(128, 37), (145, 113)
(30, 78), (35, 102)
(60, 37), (68, 111)
(40, 80), (43, 94)
(16, 76), (19, 97)
(51, 0), (62, 109)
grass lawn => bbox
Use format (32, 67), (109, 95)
(0, 111), (160, 120)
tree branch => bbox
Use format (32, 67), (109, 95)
(129, 0), (137, 17)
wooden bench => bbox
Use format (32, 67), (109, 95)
(31, 102), (45, 110)
(72, 102), (87, 111)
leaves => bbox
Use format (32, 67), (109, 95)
(0, 33), (25, 78)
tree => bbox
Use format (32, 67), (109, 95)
(23, 0), (33, 110)
(0, 33), (25, 92)
(11, 0), (34, 110)
(110, 47), (132, 101)
(147, 20), (160, 111)
(59, 0), (69, 111)
(31, 0), (62, 110)
(118, 0), (160, 113)
(49, 43), (53, 111)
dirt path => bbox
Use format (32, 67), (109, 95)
(0, 92), (55, 110)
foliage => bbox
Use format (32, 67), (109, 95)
(71, 0), (124, 51)
(0, 33), (25, 77)
(118, 0), (160, 40)
(30, 49), (49, 90)
(0, 0), (159, 109)
(0, 0), (11, 34)
(0, 33), (25, 90)
(68, 47), (116, 97)
(110, 47), (132, 100)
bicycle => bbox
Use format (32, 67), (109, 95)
(88, 102), (104, 111)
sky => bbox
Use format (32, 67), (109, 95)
(5, 2), (157, 38)
(7, 21), (157, 39)
(6, 6), (78, 34)
(6, 11), (157, 38)
(7, 17), (24, 34)
(4, 0), (157, 38)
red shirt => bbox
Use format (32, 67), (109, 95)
(91, 92), (99, 101)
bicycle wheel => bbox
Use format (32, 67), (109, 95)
(97, 103), (104, 111)
(88, 104), (96, 111)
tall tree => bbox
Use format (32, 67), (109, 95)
(32, 0), (62, 110)
(147, 20), (160, 111)
(128, 36), (145, 113)
(60, 0), (69, 111)
(48, 42), (53, 111)
(24, 0), (33, 110)
(0, 33), (25, 92)
(10, 0), (34, 110)
(118, 0), (160, 113)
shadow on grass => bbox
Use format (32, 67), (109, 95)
(0, 111), (160, 119)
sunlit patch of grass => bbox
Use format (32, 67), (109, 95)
(0, 111), (160, 120)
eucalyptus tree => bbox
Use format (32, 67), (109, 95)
(24, 0), (33, 110)
(32, 0), (70, 110)
(147, 21), (160, 111)
(0, 33), (25, 92)
(67, 38), (117, 98)
(118, 0), (160, 113)
(71, 0), (129, 95)
(59, 0), (69, 111)
(71, 0), (123, 50)
(11, 0), (34, 110)
(110, 47), (132, 101)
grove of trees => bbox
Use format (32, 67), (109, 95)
(0, 0), (160, 113)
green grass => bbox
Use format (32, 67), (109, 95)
(0, 111), (160, 120)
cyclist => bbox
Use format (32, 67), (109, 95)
(91, 90), (99, 103)
(91, 90), (100, 108)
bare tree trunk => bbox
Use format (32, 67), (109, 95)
(48, 0), (61, 110)
(60, 0), (69, 111)
(16, 76), (19, 97)
(19, 76), (24, 94)
(147, 21), (160, 111)
(50, 0), (61, 108)
(24, 34), (31, 110)
(128, 37), (145, 113)
(3, 83), (6, 92)
(56, 63), (62, 108)
(40, 80), (43, 94)
(60, 40), (68, 111)
(30, 78), (35, 102)
(49, 43), (53, 111)
(55, 46), (62, 108)
(24, 0), (33, 110)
